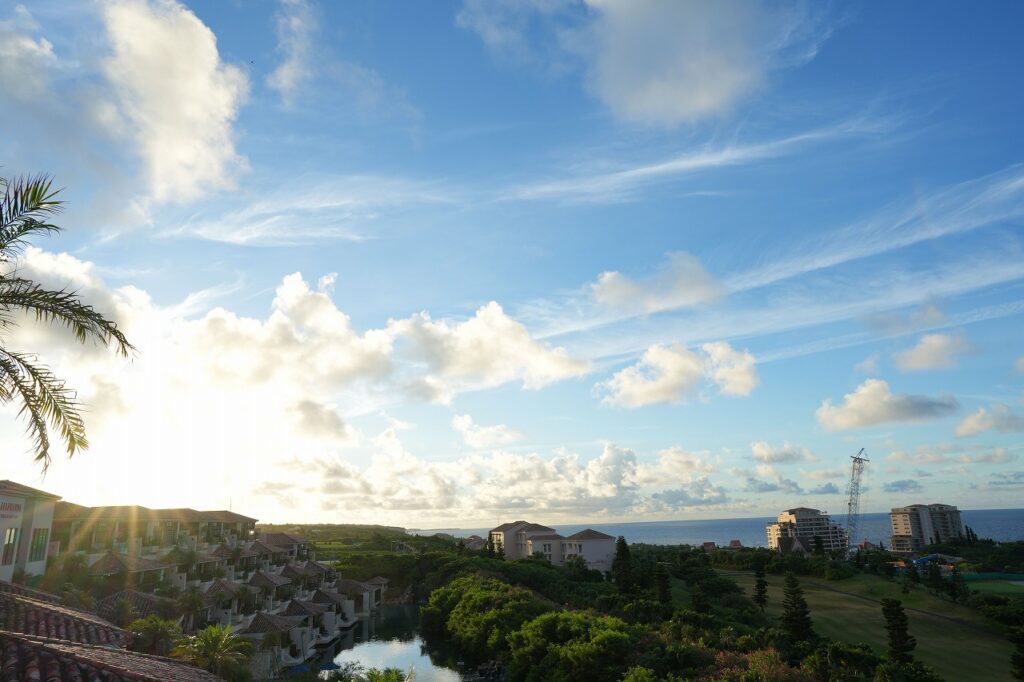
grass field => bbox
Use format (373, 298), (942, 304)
(725, 571), (1015, 681)
(968, 579), (1024, 597)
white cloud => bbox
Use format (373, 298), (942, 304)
(702, 341), (758, 396)
(805, 468), (845, 481)
(452, 414), (525, 449)
(591, 252), (721, 313)
(0, 7), (57, 102)
(751, 441), (817, 464)
(292, 399), (358, 443)
(389, 301), (590, 403)
(576, 0), (826, 125)
(101, 0), (249, 202)
(459, 0), (828, 126)
(956, 404), (1024, 438)
(598, 343), (704, 407)
(1015, 355), (1024, 373)
(598, 340), (756, 407)
(267, 0), (316, 106)
(816, 379), (958, 431)
(893, 333), (970, 371)
(855, 353), (879, 374)
(635, 446), (715, 485)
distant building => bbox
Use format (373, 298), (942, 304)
(0, 480), (60, 582)
(489, 521), (616, 572)
(889, 504), (964, 552)
(766, 507), (847, 554)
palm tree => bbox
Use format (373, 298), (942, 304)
(170, 624), (252, 677)
(127, 615), (182, 656)
(0, 174), (133, 470)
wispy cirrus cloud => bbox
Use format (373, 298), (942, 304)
(267, 0), (317, 106)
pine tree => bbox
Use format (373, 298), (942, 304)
(781, 572), (815, 643)
(881, 598), (916, 664)
(753, 563), (768, 612)
(1008, 626), (1024, 681)
(655, 563), (671, 605)
(612, 536), (633, 593)
(926, 562), (944, 597)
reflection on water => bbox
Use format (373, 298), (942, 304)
(315, 605), (462, 681)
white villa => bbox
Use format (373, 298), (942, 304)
(0, 481), (59, 583)
(488, 521), (617, 572)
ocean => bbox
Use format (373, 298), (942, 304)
(418, 508), (1024, 548)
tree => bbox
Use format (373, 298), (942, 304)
(881, 598), (916, 665)
(753, 563), (768, 612)
(612, 536), (633, 593)
(781, 572), (815, 643)
(1009, 626), (1024, 681)
(655, 562), (671, 605)
(177, 586), (206, 632)
(0, 175), (133, 470)
(171, 624), (252, 678)
(128, 615), (182, 656)
(925, 562), (944, 597)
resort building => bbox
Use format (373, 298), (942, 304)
(766, 507), (847, 554)
(889, 503), (964, 552)
(488, 521), (617, 572)
(0, 481), (60, 583)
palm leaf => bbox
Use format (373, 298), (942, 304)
(0, 278), (134, 355)
(0, 174), (63, 256)
(0, 350), (88, 470)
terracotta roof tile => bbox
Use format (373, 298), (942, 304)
(242, 613), (302, 635)
(0, 582), (63, 605)
(0, 630), (222, 681)
(95, 590), (174, 624)
(0, 593), (127, 646)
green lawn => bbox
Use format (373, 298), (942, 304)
(726, 571), (1015, 682)
(968, 579), (1024, 597)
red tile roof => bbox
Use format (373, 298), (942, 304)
(242, 613), (302, 635)
(95, 590), (175, 624)
(0, 592), (127, 646)
(88, 551), (173, 576)
(0, 582), (63, 605)
(0, 631), (222, 681)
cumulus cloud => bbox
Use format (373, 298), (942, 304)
(267, 0), (316, 106)
(855, 353), (879, 374)
(742, 475), (803, 495)
(702, 342), (758, 396)
(635, 446), (715, 485)
(452, 414), (525, 449)
(599, 340), (756, 407)
(101, 0), (249, 202)
(390, 301), (590, 403)
(893, 333), (970, 371)
(956, 404), (1024, 437)
(882, 479), (923, 493)
(650, 478), (728, 507)
(0, 6), (57, 102)
(599, 344), (703, 407)
(751, 441), (817, 464)
(590, 252), (721, 314)
(292, 399), (357, 443)
(816, 379), (958, 431)
(809, 482), (840, 495)
(459, 0), (829, 125)
(990, 471), (1024, 488)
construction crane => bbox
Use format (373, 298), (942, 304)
(844, 448), (869, 554)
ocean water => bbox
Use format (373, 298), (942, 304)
(419, 508), (1024, 548)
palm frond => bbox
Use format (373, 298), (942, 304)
(0, 174), (63, 256)
(0, 278), (134, 356)
(0, 350), (88, 471)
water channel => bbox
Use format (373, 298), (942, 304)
(311, 605), (462, 680)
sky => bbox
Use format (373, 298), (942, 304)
(1, 0), (1023, 529)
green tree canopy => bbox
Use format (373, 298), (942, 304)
(781, 572), (815, 643)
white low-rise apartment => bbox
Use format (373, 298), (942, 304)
(766, 507), (847, 554)
(889, 503), (964, 552)
(0, 481), (59, 583)
(489, 521), (617, 572)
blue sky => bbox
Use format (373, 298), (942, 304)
(1, 0), (1023, 529)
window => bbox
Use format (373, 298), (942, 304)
(29, 528), (49, 562)
(2, 528), (18, 565)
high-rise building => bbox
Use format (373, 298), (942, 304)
(766, 507), (847, 553)
(889, 503), (964, 552)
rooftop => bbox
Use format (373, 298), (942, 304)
(0, 592), (126, 647)
(567, 529), (615, 540)
(0, 481), (60, 500)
